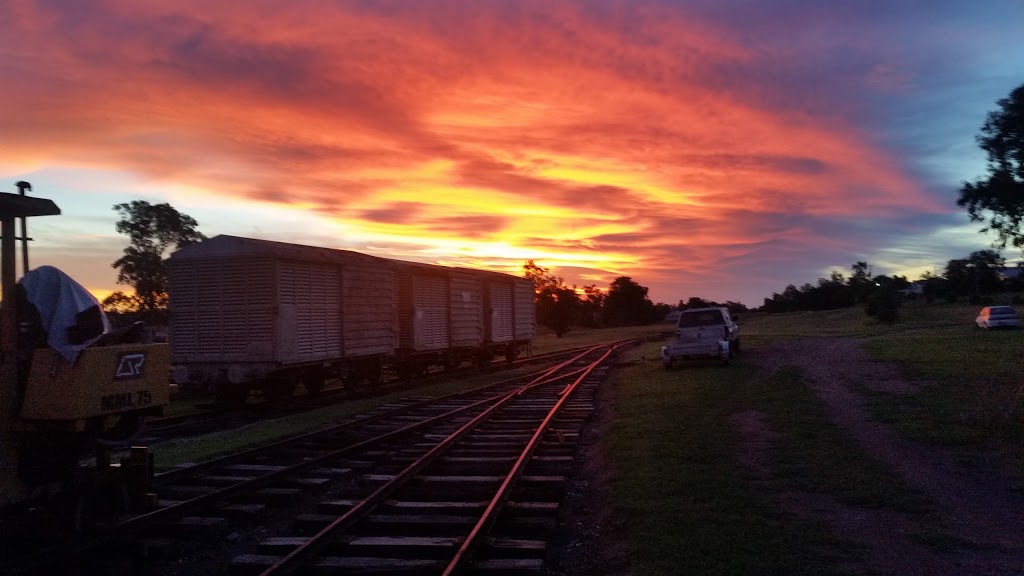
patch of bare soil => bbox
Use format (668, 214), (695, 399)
(743, 338), (1024, 575)
(548, 364), (630, 576)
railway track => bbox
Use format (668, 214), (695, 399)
(140, 341), (637, 444)
(13, 342), (629, 575)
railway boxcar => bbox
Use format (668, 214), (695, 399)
(167, 235), (397, 401)
(392, 261), (489, 375)
(168, 235), (536, 401)
(474, 269), (536, 362)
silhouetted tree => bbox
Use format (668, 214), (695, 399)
(850, 261), (872, 303)
(522, 260), (579, 337)
(865, 284), (901, 323)
(112, 201), (205, 318)
(577, 284), (606, 327)
(957, 84), (1024, 250)
(603, 276), (654, 326)
(944, 250), (1004, 297)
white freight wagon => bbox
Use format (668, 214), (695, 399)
(167, 235), (397, 401)
(478, 271), (536, 362)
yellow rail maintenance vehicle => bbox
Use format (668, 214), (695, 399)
(0, 182), (169, 527)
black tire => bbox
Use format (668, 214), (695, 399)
(732, 338), (741, 353)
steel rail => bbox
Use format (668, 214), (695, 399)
(442, 345), (616, 575)
(254, 345), (614, 576)
(18, 367), (594, 576)
(122, 348), (602, 531)
(155, 345), (601, 482)
(8, 346), (614, 575)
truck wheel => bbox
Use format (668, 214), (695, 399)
(732, 339), (741, 353)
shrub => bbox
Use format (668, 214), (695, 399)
(865, 287), (901, 323)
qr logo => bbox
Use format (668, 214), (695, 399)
(115, 353), (146, 380)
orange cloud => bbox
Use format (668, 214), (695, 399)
(0, 0), (954, 303)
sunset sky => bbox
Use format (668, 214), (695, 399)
(2, 0), (1022, 306)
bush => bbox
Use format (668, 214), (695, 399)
(865, 287), (901, 323)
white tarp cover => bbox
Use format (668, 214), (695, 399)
(19, 265), (111, 363)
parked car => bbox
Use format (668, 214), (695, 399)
(975, 306), (1022, 330)
(660, 307), (739, 368)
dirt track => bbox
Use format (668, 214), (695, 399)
(745, 338), (1024, 576)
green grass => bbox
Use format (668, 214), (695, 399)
(740, 300), (981, 343)
(861, 324), (1024, 458)
(607, 343), (927, 575)
(529, 324), (669, 354)
(868, 325), (1023, 384)
(744, 300), (1024, 474)
(758, 367), (928, 513)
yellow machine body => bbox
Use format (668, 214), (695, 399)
(19, 344), (170, 422)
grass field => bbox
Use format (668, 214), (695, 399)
(742, 300), (1024, 446)
(607, 345), (929, 575)
(607, 299), (1024, 573)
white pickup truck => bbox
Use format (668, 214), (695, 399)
(660, 306), (740, 368)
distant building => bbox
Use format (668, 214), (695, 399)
(899, 280), (926, 297)
(997, 267), (1024, 282)
(663, 310), (682, 324)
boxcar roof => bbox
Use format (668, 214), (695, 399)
(171, 235), (531, 284)
(169, 234), (389, 266)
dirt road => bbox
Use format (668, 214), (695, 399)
(746, 338), (1024, 576)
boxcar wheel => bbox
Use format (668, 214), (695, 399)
(215, 381), (249, 406)
(395, 362), (415, 381)
(262, 375), (297, 403)
(303, 371), (326, 397)
(364, 360), (383, 385)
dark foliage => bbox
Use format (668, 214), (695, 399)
(957, 84), (1024, 250)
(110, 201), (205, 319)
(603, 276), (656, 326)
(523, 260), (580, 337)
(865, 285), (901, 323)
